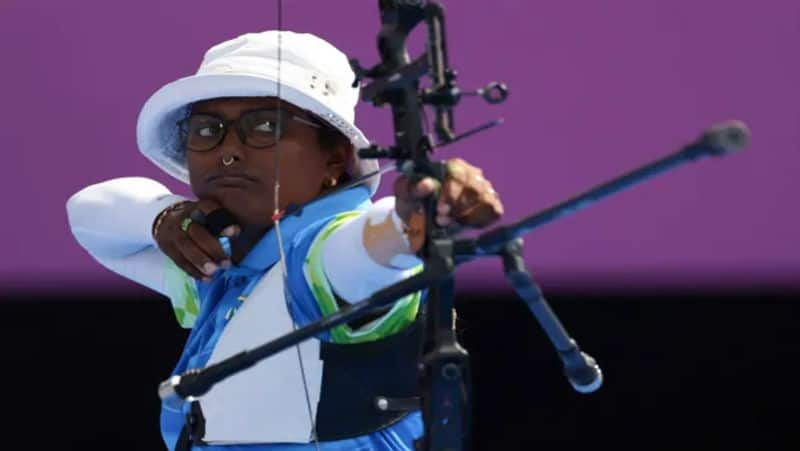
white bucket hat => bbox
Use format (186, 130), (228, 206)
(136, 30), (380, 194)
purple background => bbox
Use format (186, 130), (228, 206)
(2, 0), (798, 294)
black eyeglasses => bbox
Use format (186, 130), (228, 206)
(177, 108), (322, 152)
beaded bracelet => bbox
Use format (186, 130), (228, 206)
(152, 200), (192, 240)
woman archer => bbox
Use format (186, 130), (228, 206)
(67, 30), (503, 451)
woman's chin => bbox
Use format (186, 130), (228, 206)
(210, 192), (269, 221)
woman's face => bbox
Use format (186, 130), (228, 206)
(185, 97), (349, 227)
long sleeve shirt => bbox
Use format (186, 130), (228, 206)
(66, 177), (424, 450)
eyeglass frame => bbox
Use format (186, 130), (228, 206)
(176, 107), (323, 152)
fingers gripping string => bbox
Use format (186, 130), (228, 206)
(272, 2), (322, 448)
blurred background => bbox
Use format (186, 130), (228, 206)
(1, 0), (798, 449)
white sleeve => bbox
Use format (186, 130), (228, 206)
(66, 177), (189, 296)
(321, 196), (422, 303)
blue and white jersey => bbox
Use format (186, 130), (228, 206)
(161, 186), (423, 450)
(66, 177), (423, 451)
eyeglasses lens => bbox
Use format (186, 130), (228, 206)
(240, 110), (281, 148)
(184, 115), (224, 151)
(183, 110), (285, 151)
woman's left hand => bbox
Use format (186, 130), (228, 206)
(394, 158), (504, 251)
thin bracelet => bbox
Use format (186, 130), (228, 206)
(152, 200), (192, 240)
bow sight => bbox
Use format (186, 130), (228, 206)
(351, 1), (508, 161)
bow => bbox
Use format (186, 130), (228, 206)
(159, 2), (749, 450)
(345, 3), (509, 449)
(272, 2), (749, 449)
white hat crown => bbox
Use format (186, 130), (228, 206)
(199, 31), (359, 120)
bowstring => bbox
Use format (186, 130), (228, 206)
(272, 1), (322, 448)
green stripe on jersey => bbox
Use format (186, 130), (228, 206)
(304, 212), (422, 344)
(164, 259), (200, 329)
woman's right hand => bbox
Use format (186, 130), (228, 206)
(153, 200), (240, 281)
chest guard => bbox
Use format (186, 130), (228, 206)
(179, 311), (424, 449)
(314, 310), (424, 441)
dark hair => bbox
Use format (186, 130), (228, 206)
(316, 124), (350, 151)
(316, 124), (353, 185)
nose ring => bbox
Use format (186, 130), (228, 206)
(222, 155), (235, 167)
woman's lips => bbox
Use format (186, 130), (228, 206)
(207, 173), (258, 187)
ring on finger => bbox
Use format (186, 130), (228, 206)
(180, 217), (193, 233)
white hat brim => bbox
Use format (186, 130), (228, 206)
(136, 73), (380, 194)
